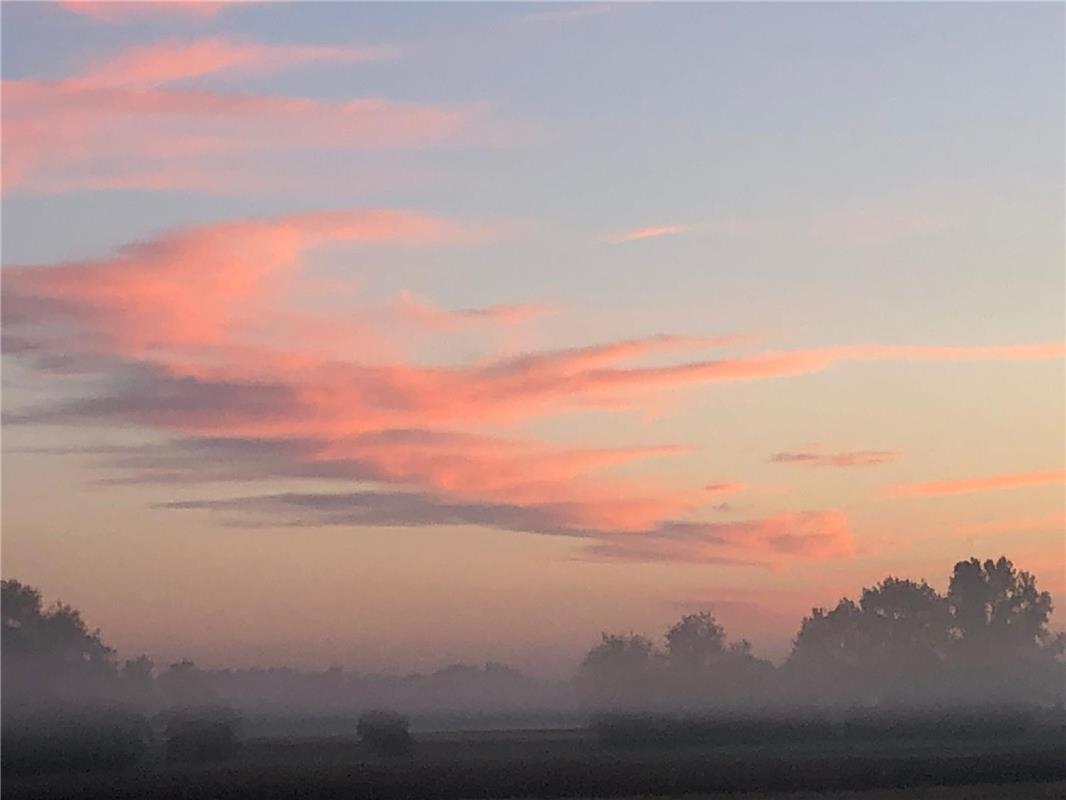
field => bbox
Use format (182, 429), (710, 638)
(6, 728), (1065, 800)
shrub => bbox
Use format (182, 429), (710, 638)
(357, 709), (413, 755)
(161, 706), (241, 761)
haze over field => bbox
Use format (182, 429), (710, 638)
(2, 1), (1064, 680)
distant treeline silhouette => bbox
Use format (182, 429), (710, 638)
(577, 557), (1064, 714)
(1, 578), (570, 719)
(2, 555), (1064, 773)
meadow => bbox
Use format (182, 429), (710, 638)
(6, 727), (1064, 800)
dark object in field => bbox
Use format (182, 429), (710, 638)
(357, 709), (413, 755)
(161, 706), (241, 761)
(1, 707), (150, 775)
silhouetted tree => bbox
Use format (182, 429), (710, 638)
(1, 580), (156, 773)
(2, 579), (118, 708)
(787, 560), (1064, 707)
(576, 634), (660, 712)
(949, 557), (1055, 649)
(788, 578), (954, 705)
(947, 557), (1063, 704)
(787, 597), (867, 702)
(662, 612), (774, 709)
(666, 613), (726, 671)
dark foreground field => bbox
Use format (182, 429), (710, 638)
(7, 727), (1066, 800)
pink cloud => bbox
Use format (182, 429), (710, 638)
(584, 510), (854, 564)
(4, 209), (470, 359)
(59, 2), (231, 23)
(2, 38), (491, 194)
(611, 224), (692, 243)
(609, 218), (757, 244)
(886, 469), (1066, 497)
(163, 486), (851, 566)
(831, 342), (1066, 362)
(77, 37), (399, 87)
(6, 211), (1064, 562)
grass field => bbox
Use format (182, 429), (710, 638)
(592, 786), (1066, 799)
(6, 729), (1065, 800)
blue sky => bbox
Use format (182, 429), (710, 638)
(2, 2), (1063, 674)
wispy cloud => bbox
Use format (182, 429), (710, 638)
(164, 490), (851, 565)
(5, 211), (1063, 561)
(610, 224), (693, 243)
(609, 217), (758, 244)
(703, 482), (748, 496)
(392, 292), (557, 331)
(771, 449), (899, 468)
(886, 469), (1066, 497)
(59, 1), (232, 23)
(3, 37), (493, 194)
(77, 36), (400, 87)
(583, 510), (854, 565)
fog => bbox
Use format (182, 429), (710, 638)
(4, 555), (1064, 775)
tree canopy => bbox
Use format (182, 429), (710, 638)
(577, 557), (1064, 713)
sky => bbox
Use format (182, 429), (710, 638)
(2, 1), (1064, 677)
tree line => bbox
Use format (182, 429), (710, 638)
(3, 554), (1063, 727)
(576, 557), (1064, 713)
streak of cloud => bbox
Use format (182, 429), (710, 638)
(770, 449), (899, 468)
(885, 469), (1066, 497)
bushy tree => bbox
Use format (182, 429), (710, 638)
(665, 613), (726, 671)
(946, 557), (1063, 704)
(576, 634), (660, 712)
(948, 557), (1056, 649)
(2, 579), (156, 772)
(786, 558), (1063, 707)
(2, 579), (117, 708)
(663, 612), (774, 710)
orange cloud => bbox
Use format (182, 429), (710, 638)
(886, 469), (1066, 497)
(771, 449), (899, 468)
